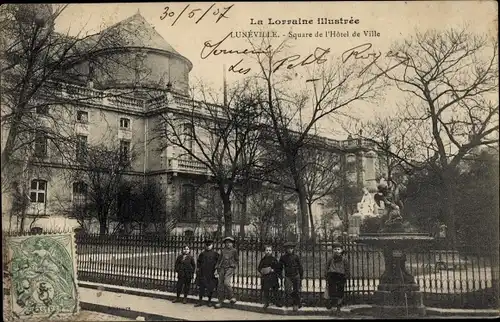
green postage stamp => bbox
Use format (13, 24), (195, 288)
(6, 233), (79, 319)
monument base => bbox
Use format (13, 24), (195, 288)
(374, 304), (427, 317)
(351, 286), (427, 317)
(373, 285), (426, 317)
(355, 230), (435, 318)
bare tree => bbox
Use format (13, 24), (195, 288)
(323, 180), (360, 233)
(347, 114), (419, 179)
(301, 147), (341, 241)
(196, 183), (224, 235)
(341, 114), (422, 216)
(248, 36), (385, 239)
(65, 142), (138, 235)
(1, 4), (152, 194)
(139, 181), (170, 234)
(380, 28), (499, 245)
(154, 80), (266, 237)
(247, 186), (280, 240)
(246, 184), (297, 240)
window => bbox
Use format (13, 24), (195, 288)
(182, 123), (194, 158)
(72, 181), (88, 203)
(76, 135), (88, 162)
(120, 140), (131, 165)
(346, 154), (357, 173)
(77, 111), (88, 123)
(120, 118), (130, 129)
(34, 133), (48, 158)
(180, 184), (196, 222)
(36, 105), (49, 114)
(30, 180), (47, 203)
(72, 181), (88, 218)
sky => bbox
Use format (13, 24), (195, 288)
(54, 1), (498, 140)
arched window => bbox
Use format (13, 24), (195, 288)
(30, 180), (47, 203)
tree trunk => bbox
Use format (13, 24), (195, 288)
(279, 184), (285, 239)
(307, 202), (316, 242)
(98, 210), (108, 235)
(99, 220), (107, 235)
(1, 114), (23, 173)
(291, 170), (310, 240)
(239, 192), (247, 238)
(442, 178), (457, 248)
(19, 210), (26, 233)
(221, 194), (232, 237)
(216, 218), (222, 237)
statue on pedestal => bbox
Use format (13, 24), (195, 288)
(356, 187), (377, 218)
(373, 177), (405, 232)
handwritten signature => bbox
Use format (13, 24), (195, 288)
(201, 33), (330, 75)
(342, 43), (409, 77)
(200, 35), (408, 79)
(272, 47), (330, 73)
(201, 32), (272, 59)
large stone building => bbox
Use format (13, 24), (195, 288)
(1, 11), (385, 235)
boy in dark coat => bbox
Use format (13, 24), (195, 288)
(257, 245), (282, 308)
(279, 241), (303, 311)
(173, 245), (196, 304)
(325, 242), (350, 315)
(195, 239), (219, 307)
(214, 236), (239, 308)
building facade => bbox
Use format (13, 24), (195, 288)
(1, 12), (384, 235)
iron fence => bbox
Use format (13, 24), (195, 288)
(75, 233), (499, 309)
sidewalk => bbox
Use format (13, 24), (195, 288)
(79, 281), (499, 319)
(78, 285), (350, 320)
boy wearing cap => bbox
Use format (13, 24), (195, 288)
(173, 245), (196, 304)
(325, 242), (350, 315)
(195, 239), (219, 307)
(214, 236), (239, 308)
(279, 242), (303, 311)
(258, 245), (282, 309)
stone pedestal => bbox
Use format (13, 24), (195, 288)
(374, 284), (426, 317)
(374, 248), (426, 317)
(354, 233), (434, 318)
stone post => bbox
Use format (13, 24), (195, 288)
(374, 246), (426, 317)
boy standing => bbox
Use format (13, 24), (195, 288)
(173, 245), (196, 304)
(195, 239), (219, 307)
(325, 242), (350, 315)
(214, 236), (239, 308)
(279, 241), (303, 312)
(257, 245), (281, 309)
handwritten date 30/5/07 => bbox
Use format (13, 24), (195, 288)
(160, 3), (234, 26)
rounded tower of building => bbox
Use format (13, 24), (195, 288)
(72, 11), (193, 96)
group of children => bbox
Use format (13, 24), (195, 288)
(173, 237), (349, 314)
(172, 236), (237, 308)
